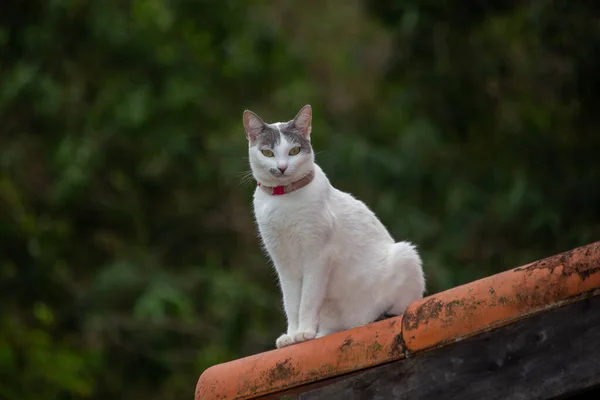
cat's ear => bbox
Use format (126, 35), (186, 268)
(292, 105), (312, 139)
(243, 110), (265, 145)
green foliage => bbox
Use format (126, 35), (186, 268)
(1, 0), (599, 398)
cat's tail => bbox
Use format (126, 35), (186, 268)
(387, 241), (426, 315)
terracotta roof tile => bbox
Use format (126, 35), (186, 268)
(196, 241), (600, 400)
(196, 316), (405, 399)
(403, 241), (600, 352)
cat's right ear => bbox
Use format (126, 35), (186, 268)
(292, 105), (312, 139)
(243, 110), (265, 145)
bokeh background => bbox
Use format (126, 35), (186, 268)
(2, 1), (600, 399)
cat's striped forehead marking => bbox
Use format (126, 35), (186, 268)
(257, 121), (312, 153)
(279, 121), (312, 153)
(255, 124), (281, 148)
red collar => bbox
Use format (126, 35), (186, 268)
(257, 170), (315, 196)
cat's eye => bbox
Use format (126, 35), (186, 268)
(261, 149), (274, 157)
(288, 147), (301, 156)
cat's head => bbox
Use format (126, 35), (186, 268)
(243, 105), (314, 186)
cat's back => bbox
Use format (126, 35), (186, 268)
(326, 183), (395, 248)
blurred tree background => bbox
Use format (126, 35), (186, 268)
(1, 0), (599, 398)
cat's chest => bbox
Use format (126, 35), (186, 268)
(253, 192), (327, 251)
(254, 198), (311, 235)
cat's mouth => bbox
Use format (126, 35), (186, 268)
(269, 168), (285, 177)
(266, 168), (298, 186)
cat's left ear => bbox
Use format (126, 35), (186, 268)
(292, 105), (312, 139)
(243, 110), (265, 145)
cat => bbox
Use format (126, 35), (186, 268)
(242, 104), (425, 349)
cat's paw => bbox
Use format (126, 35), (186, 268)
(292, 329), (316, 344)
(275, 333), (294, 349)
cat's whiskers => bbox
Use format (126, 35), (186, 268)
(237, 170), (256, 186)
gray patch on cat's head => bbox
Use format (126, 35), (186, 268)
(255, 124), (281, 148)
(279, 121), (312, 153)
(253, 122), (312, 154)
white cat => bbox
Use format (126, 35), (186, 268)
(243, 105), (425, 349)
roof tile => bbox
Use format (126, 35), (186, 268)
(403, 241), (600, 352)
(196, 315), (404, 400)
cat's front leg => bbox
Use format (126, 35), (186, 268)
(294, 255), (330, 344)
(275, 273), (301, 349)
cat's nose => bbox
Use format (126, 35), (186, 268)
(277, 162), (288, 173)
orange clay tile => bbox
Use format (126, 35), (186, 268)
(196, 316), (404, 399)
(403, 240), (600, 352)
(196, 241), (600, 400)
